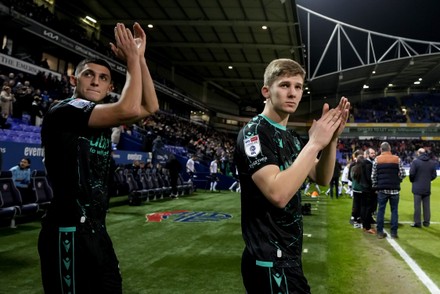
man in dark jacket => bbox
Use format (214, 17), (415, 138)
(364, 148), (377, 220)
(371, 142), (406, 239)
(409, 148), (437, 228)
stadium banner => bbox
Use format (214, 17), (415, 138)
(1, 141), (45, 171)
(0, 2), (126, 76)
(0, 141), (149, 171)
(0, 53), (61, 80)
(341, 123), (440, 138)
(111, 150), (150, 165)
(285, 122), (440, 137)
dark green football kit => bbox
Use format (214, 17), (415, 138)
(39, 98), (122, 293)
(235, 114), (311, 294)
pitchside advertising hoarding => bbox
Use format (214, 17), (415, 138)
(0, 141), (149, 171)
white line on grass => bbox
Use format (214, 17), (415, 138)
(399, 221), (440, 225)
(384, 229), (440, 294)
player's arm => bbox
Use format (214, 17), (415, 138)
(252, 107), (343, 209)
(89, 23), (142, 127)
(252, 143), (321, 208)
(310, 97), (350, 185)
(128, 22), (159, 121)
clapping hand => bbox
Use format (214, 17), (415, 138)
(110, 23), (141, 62)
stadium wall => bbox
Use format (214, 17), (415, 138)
(0, 141), (150, 171)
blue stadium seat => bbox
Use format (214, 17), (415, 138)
(31, 170), (53, 209)
(0, 190), (18, 227)
(0, 171), (39, 226)
(125, 170), (150, 205)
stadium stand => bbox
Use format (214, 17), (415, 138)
(1, 0), (439, 227)
(401, 93), (440, 123)
(352, 96), (407, 123)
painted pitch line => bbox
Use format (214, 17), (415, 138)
(384, 229), (440, 294)
(398, 221), (440, 225)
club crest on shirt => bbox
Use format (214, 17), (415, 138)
(244, 135), (261, 157)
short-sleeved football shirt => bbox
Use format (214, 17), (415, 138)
(235, 114), (305, 264)
(41, 98), (112, 227)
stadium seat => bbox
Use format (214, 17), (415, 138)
(113, 168), (130, 196)
(0, 171), (39, 227)
(152, 172), (172, 198)
(0, 190), (18, 228)
(160, 170), (184, 197)
(143, 171), (165, 201)
(178, 173), (194, 195)
(125, 170), (150, 205)
(30, 170), (53, 209)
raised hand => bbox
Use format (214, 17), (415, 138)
(332, 96), (350, 138)
(110, 23), (139, 62)
(308, 106), (343, 150)
(132, 22), (147, 59)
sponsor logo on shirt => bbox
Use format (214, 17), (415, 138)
(68, 98), (92, 109)
(244, 135), (261, 157)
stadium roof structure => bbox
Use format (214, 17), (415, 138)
(56, 0), (304, 111)
(55, 1), (440, 113)
(297, 5), (440, 101)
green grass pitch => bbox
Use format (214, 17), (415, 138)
(0, 177), (439, 293)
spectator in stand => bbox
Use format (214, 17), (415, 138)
(31, 95), (44, 126)
(38, 22), (158, 293)
(409, 148), (437, 228)
(40, 58), (50, 69)
(372, 142), (406, 239)
(0, 85), (15, 118)
(13, 80), (34, 119)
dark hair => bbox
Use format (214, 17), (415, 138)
(75, 58), (113, 78)
(21, 157), (31, 164)
(352, 149), (363, 159)
(351, 155), (364, 182)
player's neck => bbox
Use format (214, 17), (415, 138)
(261, 108), (289, 126)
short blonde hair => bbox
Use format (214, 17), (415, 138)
(263, 58), (306, 87)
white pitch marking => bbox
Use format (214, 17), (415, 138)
(384, 229), (440, 294)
